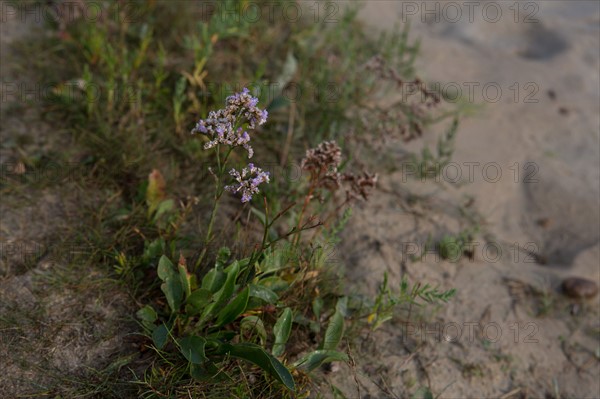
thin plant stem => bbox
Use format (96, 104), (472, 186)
(294, 173), (317, 247)
(195, 145), (233, 271)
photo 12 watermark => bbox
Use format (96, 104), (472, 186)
(402, 320), (539, 344)
(399, 1), (540, 24)
(1, 1), (145, 24)
(399, 161), (540, 184)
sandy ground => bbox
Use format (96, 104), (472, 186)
(0, 8), (137, 397)
(329, 1), (600, 398)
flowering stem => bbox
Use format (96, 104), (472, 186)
(260, 195), (270, 251)
(196, 146), (233, 270)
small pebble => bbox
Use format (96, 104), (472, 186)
(562, 277), (598, 299)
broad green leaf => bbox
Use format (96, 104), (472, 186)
(201, 266), (226, 293)
(322, 309), (344, 350)
(136, 305), (157, 323)
(216, 286), (249, 326)
(186, 288), (212, 315)
(161, 277), (183, 313)
(293, 350), (348, 372)
(249, 284), (279, 304)
(224, 259), (242, 274)
(178, 336), (207, 364)
(178, 255), (192, 299)
(152, 323), (169, 349)
(335, 296), (348, 316)
(189, 273), (198, 291)
(153, 199), (175, 222)
(240, 316), (267, 344)
(260, 247), (289, 274)
(247, 296), (265, 310)
(217, 342), (295, 391)
(157, 255), (175, 281)
(272, 307), (293, 357)
(200, 261), (240, 324)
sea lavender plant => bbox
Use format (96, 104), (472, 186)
(192, 88), (270, 266)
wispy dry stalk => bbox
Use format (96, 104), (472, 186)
(297, 140), (378, 242)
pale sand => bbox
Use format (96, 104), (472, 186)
(329, 1), (600, 397)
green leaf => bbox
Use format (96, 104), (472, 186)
(157, 255), (175, 281)
(200, 261), (240, 325)
(335, 296), (348, 316)
(136, 305), (157, 323)
(272, 307), (293, 357)
(249, 284), (279, 304)
(186, 288), (212, 315)
(260, 248), (289, 274)
(224, 259), (242, 274)
(293, 350), (348, 372)
(143, 238), (165, 262)
(201, 266), (226, 293)
(216, 247), (231, 268)
(322, 309), (344, 350)
(216, 342), (295, 391)
(178, 256), (192, 299)
(153, 199), (175, 222)
(216, 286), (249, 326)
(240, 316), (267, 344)
(152, 323), (169, 349)
(178, 336), (207, 364)
(161, 277), (183, 313)
(206, 330), (236, 342)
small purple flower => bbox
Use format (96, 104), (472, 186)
(191, 88), (267, 158)
(225, 163), (270, 203)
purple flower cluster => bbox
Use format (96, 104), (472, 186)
(191, 88), (268, 158)
(224, 163), (270, 203)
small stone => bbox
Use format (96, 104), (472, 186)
(562, 277), (598, 299)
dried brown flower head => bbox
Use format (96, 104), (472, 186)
(301, 140), (343, 190)
(301, 140), (342, 173)
(342, 171), (378, 201)
(301, 140), (377, 202)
